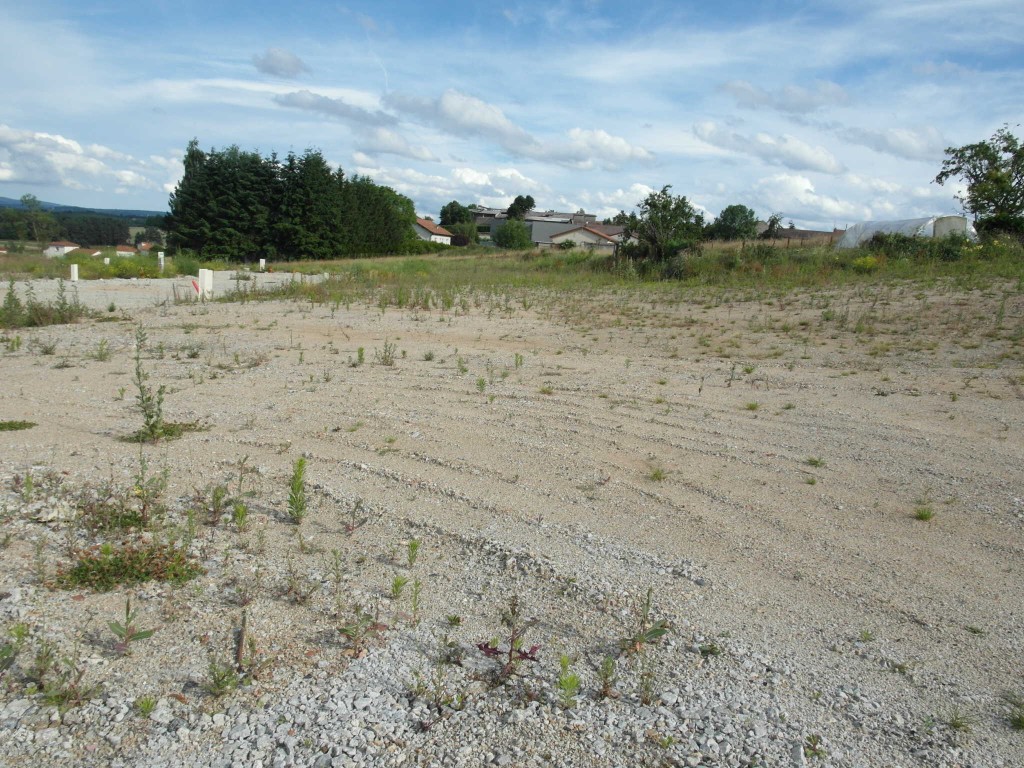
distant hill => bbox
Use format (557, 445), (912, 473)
(0, 196), (166, 220)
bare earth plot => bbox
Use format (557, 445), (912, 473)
(1, 274), (1022, 767)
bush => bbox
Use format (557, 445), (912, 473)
(173, 252), (200, 277)
(851, 255), (881, 273)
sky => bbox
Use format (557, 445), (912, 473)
(1, 0), (1022, 229)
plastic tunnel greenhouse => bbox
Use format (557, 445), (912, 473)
(835, 216), (977, 249)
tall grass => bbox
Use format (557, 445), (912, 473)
(219, 236), (1024, 311)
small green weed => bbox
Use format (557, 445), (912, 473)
(0, 420), (35, 432)
(288, 457), (307, 524)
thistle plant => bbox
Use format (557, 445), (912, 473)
(288, 457), (307, 524)
(477, 597), (540, 685)
(108, 597), (157, 656)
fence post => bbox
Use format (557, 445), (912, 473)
(70, 264), (79, 282)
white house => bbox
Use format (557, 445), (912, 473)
(550, 225), (623, 251)
(43, 241), (80, 258)
(115, 245), (138, 257)
(414, 218), (453, 245)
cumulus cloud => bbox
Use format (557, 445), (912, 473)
(0, 124), (162, 194)
(753, 173), (869, 223)
(384, 89), (651, 169)
(694, 122), (844, 174)
(253, 48), (310, 78)
(722, 80), (848, 113)
(275, 90), (395, 127)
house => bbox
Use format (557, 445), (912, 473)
(414, 218), (453, 245)
(474, 207), (597, 242)
(67, 248), (102, 258)
(43, 241), (80, 258)
(550, 225), (622, 251)
(115, 245), (138, 257)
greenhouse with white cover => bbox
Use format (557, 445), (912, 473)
(835, 216), (977, 249)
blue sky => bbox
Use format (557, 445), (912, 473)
(2, 0), (1022, 228)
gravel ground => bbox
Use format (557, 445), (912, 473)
(1, 274), (1022, 767)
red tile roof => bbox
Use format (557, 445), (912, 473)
(416, 218), (453, 237)
(115, 245), (137, 252)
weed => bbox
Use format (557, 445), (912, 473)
(805, 476), (817, 485)
(374, 339), (397, 366)
(914, 505), (935, 522)
(344, 497), (369, 535)
(556, 654), (581, 709)
(232, 502), (249, 532)
(391, 574), (410, 600)
(0, 420), (35, 431)
(339, 608), (388, 656)
(514, 353), (524, 369)
(745, 401), (760, 411)
(476, 376), (486, 392)
(407, 538), (421, 568)
(1001, 692), (1024, 730)
(41, 655), (98, 712)
(598, 655), (619, 699)
(108, 596), (157, 656)
(423, 350), (435, 361)
(134, 694), (157, 716)
(698, 641), (723, 658)
(410, 578), (422, 624)
(204, 658), (241, 697)
(858, 629), (875, 643)
(648, 468), (666, 482)
(477, 596), (540, 685)
(92, 338), (111, 361)
(131, 325), (166, 441)
(539, 385), (554, 395)
(283, 560), (319, 604)
(805, 457), (826, 468)
(457, 356), (468, 374)
(287, 457), (307, 524)
(803, 734), (827, 760)
(53, 541), (203, 592)
(944, 705), (977, 733)
(620, 587), (670, 655)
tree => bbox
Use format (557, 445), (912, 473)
(493, 218), (532, 249)
(760, 213), (783, 240)
(439, 200), (474, 227)
(935, 125), (1024, 236)
(622, 186), (704, 262)
(707, 204), (758, 241)
(506, 195), (535, 220)
(446, 221), (478, 245)
(19, 194), (57, 242)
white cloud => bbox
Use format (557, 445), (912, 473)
(253, 48), (310, 79)
(384, 89), (651, 169)
(722, 80), (848, 113)
(834, 124), (947, 162)
(694, 122), (844, 174)
(0, 124), (164, 194)
(356, 128), (437, 162)
(753, 173), (869, 224)
(274, 90), (395, 127)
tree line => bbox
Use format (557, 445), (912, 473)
(0, 195), (132, 247)
(167, 140), (423, 261)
